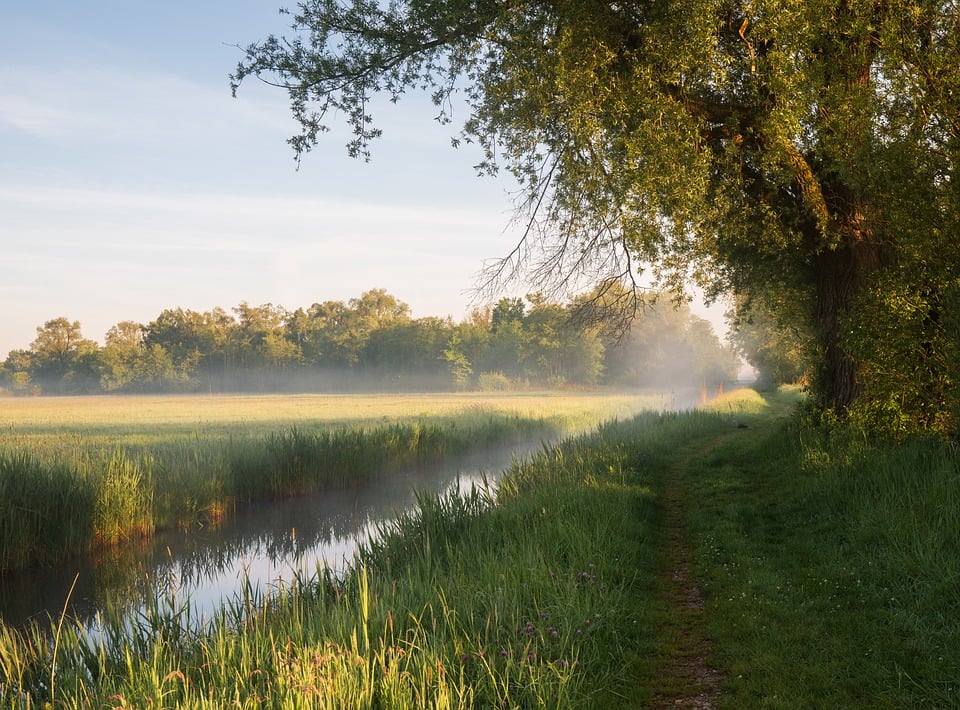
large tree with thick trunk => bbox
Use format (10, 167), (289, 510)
(232, 0), (960, 431)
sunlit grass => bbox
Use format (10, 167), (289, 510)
(0, 391), (669, 438)
(8, 387), (953, 706)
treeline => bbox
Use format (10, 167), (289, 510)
(0, 288), (739, 395)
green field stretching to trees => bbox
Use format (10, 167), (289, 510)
(1, 388), (957, 707)
(231, 0), (960, 440)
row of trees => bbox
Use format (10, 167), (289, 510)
(1, 289), (740, 395)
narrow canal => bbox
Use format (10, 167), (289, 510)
(0, 441), (542, 631)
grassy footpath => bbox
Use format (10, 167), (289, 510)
(1, 388), (958, 707)
(685, 394), (960, 707)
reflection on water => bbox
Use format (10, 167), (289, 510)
(0, 443), (540, 630)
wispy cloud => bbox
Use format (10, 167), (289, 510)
(0, 184), (510, 239)
(0, 63), (290, 144)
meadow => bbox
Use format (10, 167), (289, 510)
(2, 388), (957, 706)
(0, 391), (670, 572)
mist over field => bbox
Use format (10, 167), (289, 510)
(1, 289), (741, 397)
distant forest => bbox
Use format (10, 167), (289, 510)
(1, 288), (740, 395)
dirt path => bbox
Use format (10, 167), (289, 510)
(649, 432), (737, 708)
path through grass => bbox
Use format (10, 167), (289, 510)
(648, 430), (738, 708)
(2, 388), (957, 706)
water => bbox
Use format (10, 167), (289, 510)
(0, 442), (542, 631)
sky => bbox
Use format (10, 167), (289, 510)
(0, 1), (728, 357)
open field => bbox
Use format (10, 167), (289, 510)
(2, 388), (958, 706)
(0, 391), (673, 436)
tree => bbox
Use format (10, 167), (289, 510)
(350, 288), (411, 330)
(1, 350), (35, 394)
(490, 297), (525, 334)
(233, 0), (960, 433)
(232, 302), (301, 369)
(442, 330), (473, 389)
(98, 320), (148, 391)
(522, 294), (604, 385)
(145, 307), (235, 389)
(27, 318), (98, 392)
(598, 295), (737, 390)
(362, 316), (454, 386)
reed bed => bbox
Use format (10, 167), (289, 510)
(0, 417), (543, 573)
(0, 392), (666, 573)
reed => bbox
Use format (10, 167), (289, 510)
(0, 453), (95, 570)
(1, 392), (657, 572)
(0, 392), (741, 707)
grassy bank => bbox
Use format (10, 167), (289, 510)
(685, 401), (960, 706)
(0, 392), (753, 706)
(0, 392), (665, 572)
(2, 388), (957, 706)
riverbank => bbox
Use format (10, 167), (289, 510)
(0, 392), (667, 572)
(2, 388), (957, 706)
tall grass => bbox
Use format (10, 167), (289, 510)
(0, 413), (558, 573)
(12, 389), (955, 706)
(0, 398), (717, 707)
(0, 453), (95, 570)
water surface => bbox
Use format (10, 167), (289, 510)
(0, 442), (540, 630)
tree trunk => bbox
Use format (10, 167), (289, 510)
(812, 212), (885, 412)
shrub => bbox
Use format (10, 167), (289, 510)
(477, 371), (512, 391)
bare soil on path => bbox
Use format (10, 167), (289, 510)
(648, 431), (739, 708)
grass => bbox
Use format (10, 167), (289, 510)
(2, 387), (957, 706)
(683, 394), (960, 707)
(0, 391), (668, 439)
(0, 392), (667, 572)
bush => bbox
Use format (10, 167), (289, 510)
(476, 371), (512, 391)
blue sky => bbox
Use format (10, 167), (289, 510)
(0, 1), (726, 357)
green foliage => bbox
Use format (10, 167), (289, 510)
(24, 318), (99, 393)
(727, 291), (814, 388)
(231, 0), (960, 435)
(476, 371), (512, 391)
(3, 288), (734, 394)
(601, 292), (740, 388)
(843, 261), (960, 437)
(442, 331), (473, 389)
